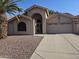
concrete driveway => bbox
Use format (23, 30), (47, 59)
(30, 34), (79, 59)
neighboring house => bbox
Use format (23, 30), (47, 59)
(8, 5), (79, 35)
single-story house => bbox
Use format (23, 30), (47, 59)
(8, 5), (79, 35)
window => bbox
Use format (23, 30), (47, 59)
(18, 22), (26, 31)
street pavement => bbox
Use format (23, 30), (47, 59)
(30, 34), (79, 59)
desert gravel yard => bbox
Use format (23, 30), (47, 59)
(0, 35), (43, 59)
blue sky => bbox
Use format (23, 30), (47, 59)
(8, 0), (79, 18)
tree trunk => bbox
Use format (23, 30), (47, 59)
(0, 14), (7, 39)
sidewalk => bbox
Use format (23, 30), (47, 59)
(30, 34), (79, 59)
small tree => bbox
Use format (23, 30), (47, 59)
(0, 0), (23, 39)
(48, 9), (55, 14)
(48, 9), (60, 15)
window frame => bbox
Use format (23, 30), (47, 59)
(17, 22), (26, 31)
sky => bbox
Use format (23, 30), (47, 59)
(8, 0), (79, 18)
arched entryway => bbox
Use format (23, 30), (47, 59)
(32, 13), (43, 34)
(17, 22), (26, 31)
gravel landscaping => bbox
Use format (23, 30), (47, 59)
(0, 35), (43, 59)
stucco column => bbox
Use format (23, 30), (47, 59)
(43, 19), (46, 34)
(72, 18), (77, 33)
(32, 19), (35, 35)
(42, 14), (47, 34)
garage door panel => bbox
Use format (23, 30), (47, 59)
(59, 24), (72, 33)
(47, 24), (72, 33)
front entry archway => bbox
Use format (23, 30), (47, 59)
(32, 13), (43, 34)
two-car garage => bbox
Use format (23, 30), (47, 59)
(47, 14), (73, 34)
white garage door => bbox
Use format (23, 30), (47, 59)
(47, 24), (72, 33)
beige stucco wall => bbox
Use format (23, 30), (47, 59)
(47, 15), (72, 24)
(8, 18), (33, 35)
(8, 21), (14, 35)
(60, 16), (72, 23)
(47, 15), (73, 33)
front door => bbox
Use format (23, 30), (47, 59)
(35, 19), (42, 34)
